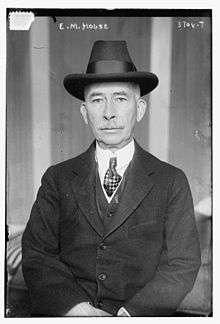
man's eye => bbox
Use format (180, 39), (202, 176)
(92, 98), (103, 103)
(115, 97), (127, 102)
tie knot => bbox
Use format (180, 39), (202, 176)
(109, 157), (117, 170)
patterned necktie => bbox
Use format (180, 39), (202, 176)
(103, 157), (122, 197)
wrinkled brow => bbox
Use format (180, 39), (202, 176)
(87, 92), (104, 99)
(113, 91), (129, 96)
(88, 90), (129, 97)
(86, 90), (131, 100)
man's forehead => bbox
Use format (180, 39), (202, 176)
(84, 82), (137, 97)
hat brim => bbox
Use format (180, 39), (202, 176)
(63, 72), (159, 101)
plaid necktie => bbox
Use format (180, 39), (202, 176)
(103, 157), (122, 197)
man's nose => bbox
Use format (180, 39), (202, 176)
(103, 101), (116, 120)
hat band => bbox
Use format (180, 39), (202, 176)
(86, 60), (137, 74)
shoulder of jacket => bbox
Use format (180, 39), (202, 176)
(138, 146), (186, 179)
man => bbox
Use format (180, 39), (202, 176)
(22, 40), (201, 317)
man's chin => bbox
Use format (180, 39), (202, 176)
(96, 137), (131, 150)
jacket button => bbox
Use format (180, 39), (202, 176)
(98, 273), (106, 281)
(99, 243), (107, 250)
(108, 211), (113, 217)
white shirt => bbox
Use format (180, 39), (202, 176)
(95, 139), (135, 203)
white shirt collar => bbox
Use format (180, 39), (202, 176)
(95, 139), (135, 173)
(95, 139), (135, 203)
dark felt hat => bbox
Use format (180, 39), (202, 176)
(63, 40), (159, 101)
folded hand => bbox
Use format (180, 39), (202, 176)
(65, 302), (112, 316)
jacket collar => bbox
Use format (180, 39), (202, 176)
(103, 142), (158, 237)
(70, 140), (160, 238)
(71, 140), (158, 177)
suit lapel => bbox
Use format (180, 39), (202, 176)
(70, 141), (158, 239)
(104, 143), (156, 238)
(70, 142), (104, 238)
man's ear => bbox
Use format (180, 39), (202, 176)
(136, 98), (147, 122)
(80, 103), (88, 124)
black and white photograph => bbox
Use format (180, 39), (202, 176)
(5, 5), (212, 318)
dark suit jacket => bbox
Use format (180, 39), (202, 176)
(22, 141), (201, 316)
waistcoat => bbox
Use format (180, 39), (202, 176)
(95, 167), (128, 233)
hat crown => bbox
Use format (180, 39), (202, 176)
(88, 40), (134, 63)
(86, 40), (137, 74)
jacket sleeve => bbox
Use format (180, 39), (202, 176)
(22, 166), (90, 316)
(123, 169), (201, 316)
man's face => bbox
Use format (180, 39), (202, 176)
(80, 82), (146, 150)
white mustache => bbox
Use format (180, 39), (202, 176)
(99, 126), (124, 130)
